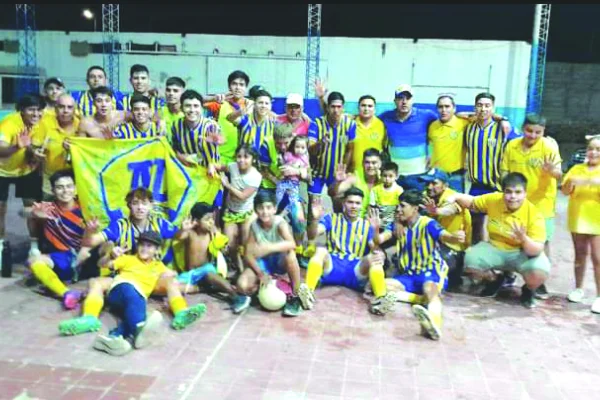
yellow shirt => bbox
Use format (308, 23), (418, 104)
(563, 163), (600, 235)
(352, 170), (379, 217)
(473, 192), (546, 251)
(352, 116), (386, 173)
(369, 182), (403, 225)
(158, 105), (184, 143)
(0, 112), (39, 177)
(500, 137), (561, 218)
(436, 188), (471, 252)
(34, 114), (80, 175)
(428, 115), (468, 173)
(110, 255), (169, 299)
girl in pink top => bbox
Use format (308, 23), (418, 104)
(277, 136), (310, 227)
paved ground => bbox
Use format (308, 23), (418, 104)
(0, 191), (599, 400)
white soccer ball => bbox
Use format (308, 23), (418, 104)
(258, 279), (287, 311)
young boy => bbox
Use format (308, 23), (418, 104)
(369, 161), (404, 228)
(232, 192), (303, 316)
(370, 190), (465, 339)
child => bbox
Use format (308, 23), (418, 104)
(277, 135), (310, 225)
(369, 161), (404, 228)
(562, 135), (600, 312)
(220, 144), (263, 273)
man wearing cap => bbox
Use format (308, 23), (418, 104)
(276, 93), (311, 137)
(42, 78), (66, 118)
(379, 85), (437, 192)
(419, 169), (472, 290)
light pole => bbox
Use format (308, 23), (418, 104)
(82, 8), (96, 32)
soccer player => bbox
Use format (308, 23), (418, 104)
(71, 66), (123, 117)
(369, 190), (466, 339)
(42, 78), (66, 118)
(444, 172), (551, 308)
(500, 113), (561, 298)
(428, 95), (469, 192)
(0, 94), (45, 261)
(113, 94), (164, 139)
(227, 89), (275, 152)
(77, 87), (128, 139)
(204, 70), (252, 165)
(158, 77), (186, 142)
(232, 192), (303, 316)
(122, 64), (164, 113)
(561, 135), (600, 312)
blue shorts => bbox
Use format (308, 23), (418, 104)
(308, 176), (335, 196)
(258, 254), (287, 276)
(320, 254), (366, 291)
(468, 182), (497, 196)
(447, 171), (465, 193)
(393, 269), (448, 295)
(177, 262), (217, 285)
(50, 251), (76, 281)
(397, 172), (430, 193)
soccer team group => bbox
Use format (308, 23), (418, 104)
(0, 63), (599, 357)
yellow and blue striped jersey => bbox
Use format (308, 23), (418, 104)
(72, 90), (122, 117)
(308, 115), (356, 180)
(465, 120), (518, 190)
(171, 117), (220, 167)
(239, 114), (275, 152)
(114, 122), (161, 139)
(319, 213), (373, 261)
(392, 216), (448, 276)
(122, 94), (164, 114)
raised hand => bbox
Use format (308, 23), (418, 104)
(111, 245), (130, 259)
(314, 78), (327, 98)
(310, 197), (325, 222)
(85, 217), (100, 233)
(541, 154), (557, 174)
(454, 230), (466, 244)
(420, 197), (438, 216)
(335, 163), (348, 182)
(100, 124), (115, 140)
(368, 207), (381, 232)
(181, 217), (197, 231)
(17, 129), (32, 149)
(510, 221), (527, 244)
(205, 123), (224, 145)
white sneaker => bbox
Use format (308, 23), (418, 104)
(591, 298), (600, 314)
(567, 288), (585, 303)
(298, 283), (315, 310)
(134, 310), (164, 349)
(369, 292), (397, 316)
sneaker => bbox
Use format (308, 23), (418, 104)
(480, 274), (506, 297)
(412, 304), (441, 341)
(370, 292), (398, 316)
(59, 315), (102, 336)
(534, 284), (550, 300)
(93, 334), (132, 356)
(62, 290), (83, 310)
(282, 296), (303, 317)
(172, 303), (207, 330)
(520, 285), (537, 309)
(567, 288), (585, 303)
(501, 272), (517, 288)
(231, 295), (251, 314)
(134, 310), (164, 349)
(591, 298), (600, 314)
(297, 283), (315, 310)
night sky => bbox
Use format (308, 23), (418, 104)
(1, 4), (599, 63)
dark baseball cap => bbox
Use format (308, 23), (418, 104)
(249, 85), (266, 100)
(419, 168), (450, 184)
(138, 231), (162, 247)
(44, 77), (65, 89)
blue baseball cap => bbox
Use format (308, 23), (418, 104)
(419, 169), (450, 184)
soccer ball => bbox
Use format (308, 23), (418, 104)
(258, 279), (287, 311)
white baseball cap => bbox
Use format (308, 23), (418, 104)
(286, 93), (303, 106)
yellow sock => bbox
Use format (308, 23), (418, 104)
(305, 258), (323, 291)
(30, 261), (68, 297)
(295, 245), (304, 255)
(428, 299), (443, 328)
(395, 291), (424, 304)
(83, 293), (104, 318)
(369, 264), (387, 298)
(169, 296), (188, 316)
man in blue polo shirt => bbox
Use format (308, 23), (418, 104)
(379, 84), (437, 192)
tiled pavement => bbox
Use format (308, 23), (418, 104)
(0, 194), (599, 400)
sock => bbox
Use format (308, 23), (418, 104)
(0, 239), (4, 254)
(83, 293), (104, 318)
(305, 259), (323, 291)
(395, 291), (424, 304)
(428, 299), (443, 328)
(369, 264), (387, 298)
(169, 296), (188, 316)
(295, 245), (304, 255)
(30, 261), (68, 297)
(29, 239), (39, 251)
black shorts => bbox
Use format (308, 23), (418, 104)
(0, 170), (43, 202)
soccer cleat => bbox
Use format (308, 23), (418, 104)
(520, 285), (537, 309)
(93, 334), (132, 356)
(282, 296), (303, 317)
(369, 292), (398, 316)
(297, 283), (315, 310)
(59, 315), (102, 336)
(412, 304), (441, 341)
(231, 295), (251, 314)
(567, 288), (585, 303)
(172, 303), (207, 330)
(62, 290), (84, 310)
(134, 310), (164, 349)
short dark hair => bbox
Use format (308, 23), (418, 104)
(437, 95), (455, 107)
(130, 64), (149, 77)
(475, 92), (495, 104)
(501, 172), (528, 191)
(130, 94), (151, 108)
(254, 89), (272, 101)
(235, 143), (257, 160)
(180, 89), (204, 105)
(86, 65), (106, 79)
(165, 77), (186, 88)
(523, 113), (547, 127)
(327, 91), (345, 105)
(254, 191), (277, 209)
(358, 95), (376, 105)
(190, 202), (214, 220)
(363, 148), (382, 160)
(49, 169), (75, 188)
(16, 94), (45, 111)
(399, 189), (423, 206)
(91, 86), (114, 100)
(228, 70), (250, 86)
(381, 161), (399, 175)
(126, 187), (153, 204)
(343, 186), (364, 199)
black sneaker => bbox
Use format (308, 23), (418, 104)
(520, 285), (537, 309)
(534, 284), (550, 300)
(282, 296), (303, 317)
(480, 274), (506, 297)
(501, 272), (517, 288)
